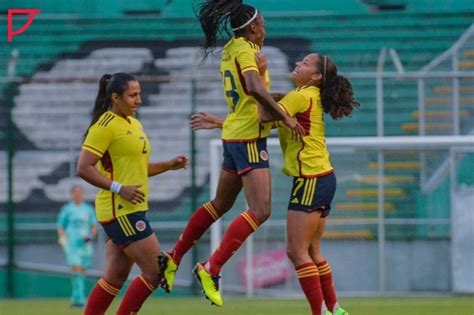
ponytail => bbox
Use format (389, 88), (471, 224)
(196, 0), (258, 59)
(90, 74), (112, 127)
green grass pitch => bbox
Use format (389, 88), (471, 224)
(0, 296), (473, 314)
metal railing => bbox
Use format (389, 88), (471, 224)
(209, 136), (474, 295)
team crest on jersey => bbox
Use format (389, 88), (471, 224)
(135, 220), (146, 232)
(260, 150), (268, 161)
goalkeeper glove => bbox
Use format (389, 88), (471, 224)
(58, 235), (67, 248)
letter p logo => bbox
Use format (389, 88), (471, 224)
(8, 9), (41, 42)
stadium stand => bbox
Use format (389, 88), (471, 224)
(1, 0), (473, 241)
(363, 0), (474, 12)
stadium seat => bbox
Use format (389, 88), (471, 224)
(323, 230), (374, 239)
(335, 202), (396, 212)
(1, 9), (472, 243)
(160, 0), (195, 18)
(246, 0), (368, 14)
(368, 161), (421, 170)
(345, 188), (407, 198)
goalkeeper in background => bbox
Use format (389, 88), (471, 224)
(57, 184), (97, 308)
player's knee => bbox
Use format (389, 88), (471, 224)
(286, 246), (305, 265)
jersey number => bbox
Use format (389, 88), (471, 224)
(140, 136), (148, 154)
(223, 70), (240, 112)
(292, 178), (305, 197)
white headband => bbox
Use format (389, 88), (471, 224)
(231, 9), (258, 31)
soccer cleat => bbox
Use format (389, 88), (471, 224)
(158, 252), (178, 293)
(331, 307), (349, 315)
(193, 262), (223, 307)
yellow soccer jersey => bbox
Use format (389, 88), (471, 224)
(220, 37), (272, 141)
(278, 86), (333, 178)
(82, 111), (150, 222)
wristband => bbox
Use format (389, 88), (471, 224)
(110, 181), (122, 194)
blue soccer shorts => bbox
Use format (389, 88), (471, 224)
(101, 211), (153, 248)
(287, 172), (337, 217)
(222, 138), (269, 175)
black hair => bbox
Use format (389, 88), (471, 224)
(316, 55), (360, 120)
(196, 0), (258, 58)
(83, 72), (136, 138)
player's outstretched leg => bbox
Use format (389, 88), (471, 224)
(158, 252), (178, 293)
(193, 262), (223, 307)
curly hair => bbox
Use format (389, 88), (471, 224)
(316, 55), (360, 120)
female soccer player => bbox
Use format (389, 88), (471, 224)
(57, 185), (97, 308)
(188, 53), (359, 315)
(158, 0), (303, 307)
(76, 72), (188, 315)
(271, 53), (357, 315)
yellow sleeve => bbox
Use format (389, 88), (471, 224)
(82, 123), (114, 158)
(264, 70), (270, 90)
(236, 50), (259, 74)
(278, 90), (309, 117)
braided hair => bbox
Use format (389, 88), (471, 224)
(196, 0), (259, 58)
(316, 55), (360, 120)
